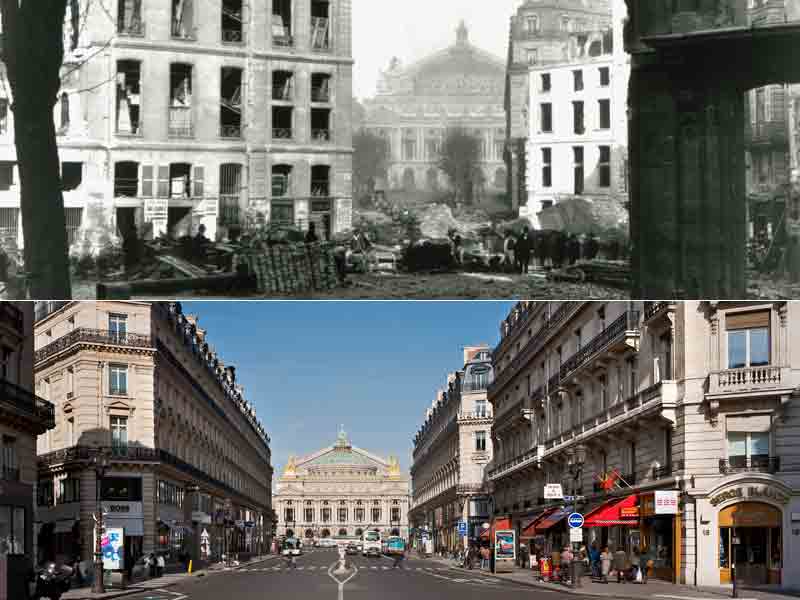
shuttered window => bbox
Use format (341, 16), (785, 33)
(157, 166), (170, 198)
(726, 311), (770, 330)
(141, 165), (154, 197)
(193, 166), (204, 198)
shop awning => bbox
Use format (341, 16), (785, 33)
(584, 494), (639, 527)
(534, 508), (569, 532)
(520, 508), (559, 539)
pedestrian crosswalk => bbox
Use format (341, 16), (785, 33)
(237, 565), (454, 574)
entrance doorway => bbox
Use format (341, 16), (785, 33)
(116, 207), (137, 240)
(718, 502), (782, 585)
(309, 199), (331, 240)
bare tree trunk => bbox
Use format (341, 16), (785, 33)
(1, 0), (72, 298)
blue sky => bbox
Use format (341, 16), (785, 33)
(182, 301), (513, 478)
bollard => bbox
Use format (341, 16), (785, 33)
(188, 560), (193, 574)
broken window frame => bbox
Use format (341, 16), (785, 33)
(272, 71), (294, 101)
(169, 63), (194, 138)
(310, 0), (331, 52)
(219, 163), (243, 225)
(272, 0), (294, 48)
(221, 0), (245, 44)
(117, 0), (145, 36)
(171, 0), (197, 41)
(113, 161), (140, 198)
(272, 165), (293, 198)
(310, 73), (331, 103)
(310, 165), (331, 197)
(220, 67), (243, 139)
(310, 108), (332, 142)
(116, 60), (143, 136)
(272, 106), (294, 140)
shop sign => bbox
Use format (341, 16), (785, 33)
(710, 485), (790, 507)
(102, 527), (124, 570)
(102, 502), (143, 518)
(655, 491), (679, 515)
(144, 198), (168, 221)
(544, 484), (564, 500)
(621, 507), (640, 518)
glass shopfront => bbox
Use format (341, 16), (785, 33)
(718, 502), (782, 585)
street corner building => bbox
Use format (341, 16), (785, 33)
(31, 301), (273, 570)
(486, 301), (800, 589)
(0, 0), (354, 252)
(361, 22), (508, 197)
(0, 303), (55, 600)
(409, 346), (495, 551)
(273, 429), (410, 541)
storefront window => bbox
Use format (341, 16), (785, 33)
(769, 527), (782, 569)
(0, 505), (26, 555)
(720, 528), (730, 568)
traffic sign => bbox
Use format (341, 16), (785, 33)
(567, 513), (584, 528)
(458, 521), (467, 536)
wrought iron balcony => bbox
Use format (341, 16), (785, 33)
(220, 124), (243, 139)
(311, 128), (332, 142)
(559, 310), (640, 382)
(457, 410), (493, 421)
(708, 365), (790, 395)
(462, 377), (493, 393)
(0, 378), (55, 432)
(719, 456), (780, 475)
(488, 446), (539, 480)
(38, 445), (160, 467)
(35, 328), (152, 363)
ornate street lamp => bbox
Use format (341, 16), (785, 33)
(92, 449), (110, 594)
(566, 444), (587, 588)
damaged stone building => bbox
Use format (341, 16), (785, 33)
(0, 0), (354, 251)
(504, 0), (612, 212)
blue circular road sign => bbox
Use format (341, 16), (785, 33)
(567, 513), (584, 528)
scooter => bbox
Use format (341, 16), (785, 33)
(30, 562), (73, 600)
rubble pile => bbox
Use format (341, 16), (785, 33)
(547, 259), (631, 289)
(237, 242), (339, 294)
(418, 204), (489, 241)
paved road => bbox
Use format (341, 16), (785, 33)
(114, 548), (563, 600)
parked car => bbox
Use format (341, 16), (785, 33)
(346, 542), (359, 555)
(282, 538), (302, 556)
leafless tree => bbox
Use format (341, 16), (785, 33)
(1, 0), (72, 298)
(438, 127), (483, 205)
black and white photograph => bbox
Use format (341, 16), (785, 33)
(0, 0), (798, 299)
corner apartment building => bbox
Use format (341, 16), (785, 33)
(409, 346), (495, 553)
(504, 0), (611, 211)
(32, 301), (272, 567)
(487, 301), (800, 589)
(521, 3), (629, 227)
(0, 303), (55, 599)
(0, 0), (353, 249)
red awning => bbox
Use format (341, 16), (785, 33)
(520, 508), (558, 539)
(534, 508), (569, 531)
(584, 494), (639, 527)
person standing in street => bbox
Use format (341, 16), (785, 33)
(503, 231), (516, 273)
(600, 546), (611, 584)
(613, 548), (627, 583)
(589, 542), (600, 579)
(157, 553), (166, 577)
(515, 227), (532, 274)
(305, 222), (319, 244)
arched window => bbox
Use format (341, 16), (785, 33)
(338, 528), (347, 536)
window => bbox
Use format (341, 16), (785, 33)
(599, 99), (610, 130)
(1, 436), (18, 481)
(221, 0), (243, 43)
(573, 70), (584, 92)
(58, 478), (80, 504)
(272, 0), (293, 47)
(66, 417), (74, 446)
(475, 399), (487, 417)
(573, 146), (584, 195)
(322, 507), (331, 522)
(599, 375), (607, 411)
(338, 507), (347, 522)
(109, 364), (128, 396)
(542, 147), (552, 187)
(599, 145), (611, 187)
(284, 508), (295, 523)
(574, 328), (582, 351)
(391, 507), (401, 523)
(475, 430), (487, 452)
(58, 92), (70, 134)
(0, 506), (26, 555)
(0, 162), (14, 192)
(111, 415), (128, 448)
(171, 0), (195, 39)
(371, 507), (381, 522)
(526, 15), (540, 33)
(169, 64), (193, 138)
(38, 480), (54, 507)
(117, 0), (143, 35)
(540, 103), (552, 133)
(540, 73), (551, 93)
(527, 49), (538, 65)
(599, 67), (610, 86)
(0, 99), (8, 135)
(109, 313), (127, 341)
(101, 476), (142, 501)
(310, 0), (331, 51)
(0, 347), (12, 382)
(116, 60), (141, 135)
(727, 431), (770, 468)
(573, 101), (584, 134)
(61, 162), (83, 191)
(304, 508), (314, 522)
(726, 311), (770, 369)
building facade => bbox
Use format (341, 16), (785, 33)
(362, 22), (506, 196)
(0, 303), (55, 594)
(273, 429), (410, 541)
(408, 346), (495, 553)
(0, 0), (353, 250)
(487, 301), (800, 589)
(32, 301), (272, 567)
(504, 0), (611, 210)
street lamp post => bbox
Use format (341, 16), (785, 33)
(92, 450), (110, 594)
(567, 444), (587, 589)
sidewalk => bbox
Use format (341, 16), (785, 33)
(426, 556), (800, 600)
(61, 554), (279, 600)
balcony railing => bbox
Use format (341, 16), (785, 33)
(168, 107), (194, 138)
(311, 128), (332, 142)
(462, 378), (493, 393)
(38, 445), (160, 467)
(559, 310), (640, 382)
(118, 21), (146, 37)
(719, 456), (780, 475)
(709, 365), (788, 394)
(488, 446), (539, 480)
(171, 26), (198, 41)
(457, 410), (493, 421)
(0, 378), (55, 430)
(272, 128), (293, 140)
(220, 124), (243, 139)
(35, 328), (152, 363)
(222, 28), (245, 44)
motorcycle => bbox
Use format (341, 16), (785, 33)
(30, 562), (73, 600)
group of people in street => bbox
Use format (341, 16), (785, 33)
(530, 543), (648, 585)
(501, 228), (604, 274)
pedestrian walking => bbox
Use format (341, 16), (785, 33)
(392, 549), (405, 569)
(503, 231), (516, 273)
(515, 226), (532, 274)
(156, 553), (165, 577)
(600, 547), (611, 584)
(613, 549), (627, 583)
(305, 222), (319, 244)
(561, 547), (574, 584)
(631, 546), (642, 582)
(589, 542), (600, 579)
